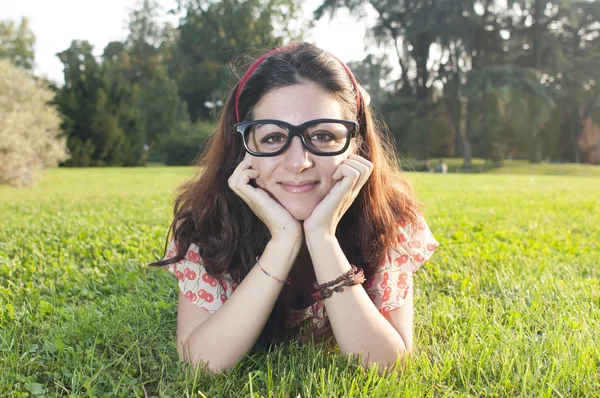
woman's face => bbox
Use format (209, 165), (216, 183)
(250, 82), (355, 220)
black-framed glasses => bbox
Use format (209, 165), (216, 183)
(234, 118), (358, 157)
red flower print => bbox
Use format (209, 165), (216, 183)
(184, 290), (197, 302)
(397, 233), (407, 244)
(198, 289), (207, 299)
(220, 293), (227, 303)
(166, 249), (174, 259)
(412, 254), (425, 263)
(427, 243), (439, 251)
(364, 277), (374, 290)
(380, 253), (392, 267)
(394, 254), (409, 267)
(380, 272), (389, 288)
(184, 268), (197, 280)
(397, 272), (408, 289)
(418, 221), (426, 230)
(204, 293), (214, 303)
(396, 219), (407, 228)
(176, 271), (185, 281)
(382, 286), (392, 302)
(202, 273), (218, 287)
(219, 280), (229, 290)
(368, 293), (377, 301)
(407, 240), (422, 249)
(186, 250), (201, 263)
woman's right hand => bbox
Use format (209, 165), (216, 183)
(228, 153), (303, 242)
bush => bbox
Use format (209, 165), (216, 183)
(0, 59), (69, 187)
(160, 121), (215, 166)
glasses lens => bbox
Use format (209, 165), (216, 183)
(245, 123), (289, 154)
(303, 121), (351, 153)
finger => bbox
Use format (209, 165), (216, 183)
(347, 154), (374, 170)
(235, 168), (259, 196)
(228, 154), (254, 189)
(343, 159), (370, 176)
(331, 164), (361, 195)
(338, 160), (364, 183)
(343, 158), (372, 188)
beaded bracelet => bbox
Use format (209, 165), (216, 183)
(256, 256), (290, 284)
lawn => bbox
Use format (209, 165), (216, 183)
(1, 166), (599, 397)
(399, 158), (600, 177)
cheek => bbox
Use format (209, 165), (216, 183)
(252, 158), (275, 186)
(323, 155), (348, 177)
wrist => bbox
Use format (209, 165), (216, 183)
(270, 225), (303, 244)
(304, 231), (338, 254)
(304, 227), (336, 242)
(266, 235), (302, 258)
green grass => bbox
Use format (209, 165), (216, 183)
(1, 167), (599, 396)
(399, 158), (600, 177)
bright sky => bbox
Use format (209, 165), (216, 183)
(1, 0), (377, 85)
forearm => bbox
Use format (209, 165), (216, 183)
(306, 234), (407, 373)
(182, 238), (300, 374)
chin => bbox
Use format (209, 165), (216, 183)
(282, 201), (316, 221)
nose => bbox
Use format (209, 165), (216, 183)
(283, 136), (313, 173)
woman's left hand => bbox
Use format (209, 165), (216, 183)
(303, 154), (374, 237)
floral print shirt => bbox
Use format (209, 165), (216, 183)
(160, 214), (439, 343)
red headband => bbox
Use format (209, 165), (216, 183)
(234, 45), (361, 123)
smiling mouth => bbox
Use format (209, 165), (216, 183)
(278, 181), (319, 193)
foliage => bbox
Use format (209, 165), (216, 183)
(315, 0), (600, 166)
(160, 120), (216, 165)
(0, 17), (35, 70)
(1, 167), (599, 394)
(3, 0), (599, 167)
(0, 60), (69, 187)
(463, 66), (555, 163)
(51, 0), (303, 167)
(171, 0), (305, 121)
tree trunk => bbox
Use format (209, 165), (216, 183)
(460, 99), (472, 168)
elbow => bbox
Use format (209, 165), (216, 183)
(371, 347), (411, 377)
(177, 339), (242, 376)
(179, 351), (233, 376)
(345, 342), (412, 377)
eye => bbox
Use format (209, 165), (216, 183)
(309, 131), (336, 142)
(262, 133), (287, 144)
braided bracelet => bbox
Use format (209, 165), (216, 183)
(312, 264), (359, 291)
(311, 265), (366, 300)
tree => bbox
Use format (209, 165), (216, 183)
(0, 17), (35, 70)
(56, 40), (130, 166)
(550, 0), (600, 163)
(172, 0), (305, 121)
(0, 60), (69, 187)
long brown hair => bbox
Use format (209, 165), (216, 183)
(148, 42), (422, 344)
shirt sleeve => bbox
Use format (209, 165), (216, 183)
(364, 214), (440, 313)
(161, 236), (238, 313)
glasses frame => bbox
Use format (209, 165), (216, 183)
(234, 118), (358, 157)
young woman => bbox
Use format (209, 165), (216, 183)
(149, 42), (439, 375)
